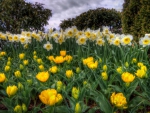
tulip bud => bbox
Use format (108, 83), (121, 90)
(27, 79), (32, 86)
(18, 82), (24, 90)
(14, 105), (22, 113)
(75, 102), (81, 113)
(14, 70), (21, 78)
(72, 87), (79, 100)
(56, 81), (63, 92)
(22, 103), (27, 112)
(76, 67), (80, 73)
(102, 65), (107, 71)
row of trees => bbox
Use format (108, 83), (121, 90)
(60, 8), (122, 33)
(0, 0), (149, 39)
(0, 0), (52, 33)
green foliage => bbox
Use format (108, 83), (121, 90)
(0, 0), (52, 33)
(122, 0), (150, 40)
(60, 8), (122, 33)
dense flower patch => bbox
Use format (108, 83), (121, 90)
(0, 26), (150, 112)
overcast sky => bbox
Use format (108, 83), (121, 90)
(25, 0), (124, 30)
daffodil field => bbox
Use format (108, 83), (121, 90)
(0, 26), (150, 113)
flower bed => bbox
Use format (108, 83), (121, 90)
(0, 26), (150, 113)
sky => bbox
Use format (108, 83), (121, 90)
(25, 0), (124, 30)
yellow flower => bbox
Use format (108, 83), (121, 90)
(14, 105), (22, 113)
(116, 66), (123, 74)
(137, 62), (144, 67)
(60, 50), (66, 57)
(37, 58), (43, 64)
(72, 87), (80, 100)
(135, 69), (146, 78)
(132, 58), (137, 63)
(75, 102), (81, 113)
(14, 70), (21, 78)
(65, 55), (73, 63)
(101, 71), (108, 80)
(4, 65), (10, 72)
(23, 60), (28, 65)
(66, 70), (73, 78)
(102, 65), (107, 71)
(110, 92), (127, 109)
(47, 55), (54, 61)
(83, 57), (94, 65)
(19, 53), (25, 60)
(0, 73), (6, 83)
(36, 71), (49, 82)
(49, 66), (58, 74)
(39, 65), (45, 71)
(87, 61), (98, 69)
(0, 51), (6, 56)
(53, 56), (65, 64)
(6, 85), (18, 97)
(55, 94), (63, 104)
(39, 89), (63, 106)
(121, 72), (135, 83)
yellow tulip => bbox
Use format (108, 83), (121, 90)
(101, 71), (108, 80)
(49, 66), (58, 74)
(4, 65), (10, 72)
(66, 70), (73, 78)
(6, 85), (18, 97)
(110, 92), (127, 109)
(0, 73), (6, 83)
(53, 56), (65, 64)
(39, 89), (63, 106)
(60, 50), (66, 57)
(36, 71), (49, 82)
(19, 53), (25, 60)
(14, 70), (21, 78)
(23, 60), (29, 65)
(121, 72), (135, 83)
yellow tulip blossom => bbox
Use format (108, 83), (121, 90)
(121, 72), (135, 83)
(0, 73), (6, 83)
(60, 50), (66, 57)
(110, 92), (127, 109)
(6, 85), (18, 97)
(36, 71), (49, 82)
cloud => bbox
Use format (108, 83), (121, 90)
(26, 0), (124, 30)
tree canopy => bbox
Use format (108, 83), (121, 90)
(60, 8), (122, 33)
(0, 0), (52, 33)
(122, 0), (150, 39)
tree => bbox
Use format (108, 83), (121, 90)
(122, 0), (150, 40)
(60, 18), (75, 30)
(60, 8), (122, 33)
(0, 0), (52, 33)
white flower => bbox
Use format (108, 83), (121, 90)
(139, 36), (150, 47)
(121, 34), (133, 46)
(76, 35), (87, 45)
(96, 38), (105, 46)
(43, 41), (53, 51)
